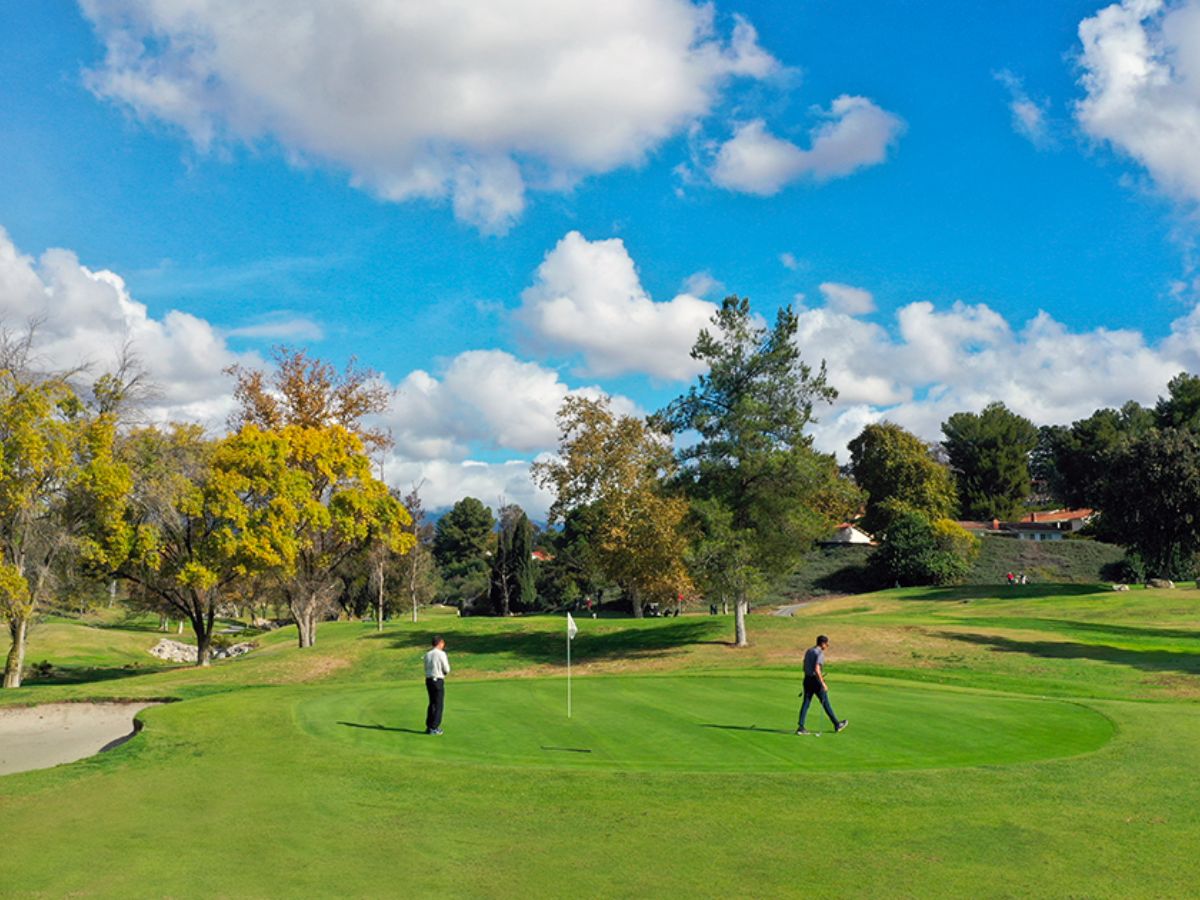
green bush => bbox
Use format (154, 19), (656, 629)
(870, 512), (974, 587)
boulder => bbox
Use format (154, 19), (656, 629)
(1147, 578), (1176, 590)
(148, 638), (256, 664)
(1111, 583), (1130, 591)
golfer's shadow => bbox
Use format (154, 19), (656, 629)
(338, 721), (427, 735)
(700, 723), (795, 736)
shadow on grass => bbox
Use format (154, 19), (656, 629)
(338, 721), (427, 735)
(379, 618), (724, 665)
(700, 723), (795, 736)
(943, 617), (1200, 643)
(901, 584), (1107, 602)
(26, 664), (172, 686)
(942, 631), (1200, 676)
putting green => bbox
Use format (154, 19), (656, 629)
(294, 675), (1114, 772)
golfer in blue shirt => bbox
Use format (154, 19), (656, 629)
(797, 634), (848, 735)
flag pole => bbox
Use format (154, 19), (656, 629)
(567, 620), (572, 718)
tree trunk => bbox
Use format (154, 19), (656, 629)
(630, 589), (643, 618)
(376, 561), (385, 633)
(3, 615), (29, 688)
(177, 619), (184, 635)
(297, 610), (317, 648)
(159, 613), (168, 632)
(196, 630), (213, 667)
(734, 596), (749, 647)
(410, 562), (418, 623)
(722, 598), (729, 615)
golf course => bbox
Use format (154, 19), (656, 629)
(2, 584), (1197, 898)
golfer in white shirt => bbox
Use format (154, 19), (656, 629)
(423, 635), (450, 735)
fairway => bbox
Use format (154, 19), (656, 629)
(295, 674), (1114, 772)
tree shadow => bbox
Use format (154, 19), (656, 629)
(901, 584), (1108, 602)
(700, 723), (795, 736)
(379, 618), (723, 665)
(941, 631), (1200, 676)
(949, 618), (1200, 643)
(25, 664), (173, 686)
(338, 721), (427, 735)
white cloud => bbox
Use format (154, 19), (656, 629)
(1076, 0), (1200, 203)
(227, 314), (324, 341)
(382, 457), (555, 519)
(818, 281), (876, 315)
(995, 69), (1051, 147)
(79, 0), (778, 233)
(779, 252), (800, 270)
(516, 231), (717, 379)
(798, 297), (1200, 458)
(682, 270), (723, 298)
(0, 226), (255, 426)
(385, 348), (637, 458)
(710, 96), (905, 195)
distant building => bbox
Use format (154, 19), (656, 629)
(822, 523), (875, 545)
(958, 509), (1095, 542)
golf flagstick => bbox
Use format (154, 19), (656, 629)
(567, 612), (578, 717)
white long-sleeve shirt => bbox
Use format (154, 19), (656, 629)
(424, 647), (450, 680)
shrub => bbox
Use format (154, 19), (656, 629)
(871, 512), (976, 587)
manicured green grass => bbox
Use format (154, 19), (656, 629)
(1, 589), (1198, 897)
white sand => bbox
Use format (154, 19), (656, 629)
(0, 701), (161, 776)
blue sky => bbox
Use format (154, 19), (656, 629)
(3, 0), (1200, 513)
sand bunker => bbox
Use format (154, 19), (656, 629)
(0, 701), (162, 776)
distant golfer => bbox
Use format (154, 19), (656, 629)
(797, 634), (847, 735)
(424, 635), (450, 735)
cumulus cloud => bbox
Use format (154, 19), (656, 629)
(516, 231), (717, 379)
(0, 226), (254, 426)
(995, 69), (1052, 147)
(1076, 0), (1200, 202)
(798, 298), (1200, 458)
(79, 0), (778, 232)
(818, 282), (875, 315)
(385, 348), (637, 459)
(710, 96), (905, 195)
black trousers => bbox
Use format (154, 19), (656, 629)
(425, 677), (445, 730)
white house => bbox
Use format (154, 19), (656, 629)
(823, 523), (875, 545)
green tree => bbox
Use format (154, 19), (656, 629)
(433, 497), (495, 608)
(658, 296), (860, 645)
(869, 511), (978, 587)
(489, 505), (537, 615)
(941, 402), (1038, 519)
(848, 422), (957, 535)
(1097, 428), (1200, 580)
(533, 396), (692, 618)
(1155, 372), (1200, 431)
(1035, 402), (1153, 508)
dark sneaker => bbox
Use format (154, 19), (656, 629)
(426, 728), (434, 734)
(835, 720), (849, 732)
(795, 728), (811, 735)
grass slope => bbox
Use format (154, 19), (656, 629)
(776, 537), (1126, 601)
(1, 588), (1198, 897)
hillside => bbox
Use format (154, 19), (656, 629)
(773, 536), (1126, 602)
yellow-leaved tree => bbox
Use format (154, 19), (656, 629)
(532, 396), (691, 617)
(0, 341), (127, 687)
(212, 424), (413, 648)
(106, 424), (252, 666)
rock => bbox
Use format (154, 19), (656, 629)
(1147, 578), (1176, 590)
(1111, 583), (1130, 591)
(148, 638), (256, 664)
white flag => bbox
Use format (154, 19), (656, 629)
(567, 612), (578, 640)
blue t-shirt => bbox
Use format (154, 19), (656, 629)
(803, 646), (825, 678)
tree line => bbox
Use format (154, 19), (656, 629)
(5, 299), (1200, 686)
